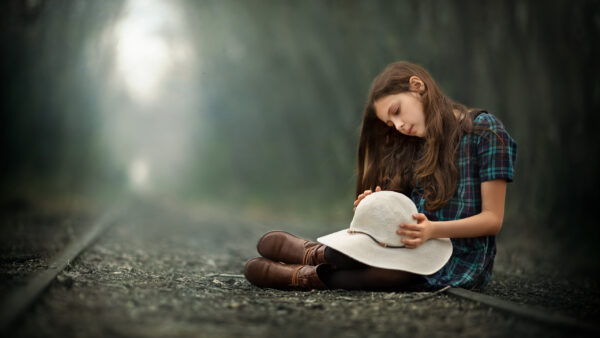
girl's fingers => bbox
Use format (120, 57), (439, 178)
(412, 213), (427, 221)
(397, 230), (420, 238)
(402, 238), (422, 246)
(354, 187), (382, 210)
(399, 223), (421, 231)
(353, 196), (364, 208)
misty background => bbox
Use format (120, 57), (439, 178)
(1, 1), (599, 271)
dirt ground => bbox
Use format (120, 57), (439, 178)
(1, 196), (599, 338)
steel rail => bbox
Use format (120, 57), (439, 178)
(0, 203), (125, 333)
(447, 287), (600, 334)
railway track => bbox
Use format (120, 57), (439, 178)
(0, 203), (126, 333)
(1, 204), (598, 335)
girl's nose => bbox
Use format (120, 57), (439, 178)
(394, 120), (405, 132)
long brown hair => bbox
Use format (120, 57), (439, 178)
(356, 61), (481, 211)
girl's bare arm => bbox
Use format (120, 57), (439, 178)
(430, 179), (506, 238)
(398, 179), (507, 248)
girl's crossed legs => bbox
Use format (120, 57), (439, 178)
(320, 246), (426, 291)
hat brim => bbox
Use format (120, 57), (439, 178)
(317, 229), (452, 275)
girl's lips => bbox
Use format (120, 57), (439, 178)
(407, 126), (413, 134)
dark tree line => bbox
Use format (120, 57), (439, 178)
(1, 1), (599, 250)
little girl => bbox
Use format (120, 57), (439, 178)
(244, 61), (517, 291)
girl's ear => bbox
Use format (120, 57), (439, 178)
(409, 76), (426, 94)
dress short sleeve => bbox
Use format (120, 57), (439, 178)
(474, 113), (517, 182)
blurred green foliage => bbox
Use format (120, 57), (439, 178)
(1, 0), (599, 243)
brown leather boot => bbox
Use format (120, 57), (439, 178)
(256, 231), (328, 266)
(244, 257), (329, 290)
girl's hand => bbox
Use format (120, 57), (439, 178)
(353, 186), (381, 212)
(397, 213), (433, 249)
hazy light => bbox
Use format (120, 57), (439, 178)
(129, 158), (150, 189)
(114, 0), (183, 103)
(92, 0), (199, 196)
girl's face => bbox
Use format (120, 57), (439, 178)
(374, 91), (426, 138)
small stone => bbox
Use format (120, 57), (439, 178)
(57, 275), (74, 289)
(212, 278), (225, 286)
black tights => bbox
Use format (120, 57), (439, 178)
(318, 246), (425, 291)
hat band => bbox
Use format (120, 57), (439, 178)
(347, 229), (406, 248)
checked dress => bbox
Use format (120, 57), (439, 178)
(410, 111), (517, 290)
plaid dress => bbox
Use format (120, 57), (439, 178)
(410, 111), (517, 290)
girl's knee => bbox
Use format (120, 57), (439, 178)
(368, 267), (418, 286)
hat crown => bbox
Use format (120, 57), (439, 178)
(350, 191), (418, 247)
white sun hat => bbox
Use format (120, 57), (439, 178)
(317, 191), (452, 275)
